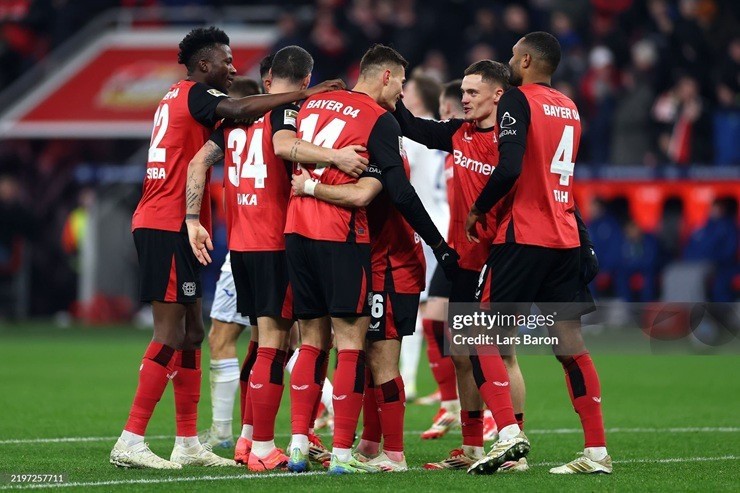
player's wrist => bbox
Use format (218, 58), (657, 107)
(304, 179), (318, 196)
(185, 213), (200, 222)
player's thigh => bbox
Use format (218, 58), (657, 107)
(285, 234), (327, 319)
(133, 228), (201, 304)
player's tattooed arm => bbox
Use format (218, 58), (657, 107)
(291, 168), (381, 207)
(273, 130), (369, 178)
(184, 140), (223, 266)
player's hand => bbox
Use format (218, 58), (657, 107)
(433, 240), (460, 281)
(465, 206), (487, 243)
(185, 219), (213, 266)
(308, 79), (346, 96)
(291, 168), (310, 196)
(580, 245), (599, 285)
(332, 145), (368, 178)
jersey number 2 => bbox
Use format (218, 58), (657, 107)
(227, 128), (267, 188)
(550, 125), (575, 186)
(148, 103), (169, 163)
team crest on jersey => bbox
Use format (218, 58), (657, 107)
(182, 282), (197, 296)
(284, 109), (298, 127)
(207, 88), (226, 97)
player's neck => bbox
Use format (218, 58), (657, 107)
(352, 81), (381, 102)
(270, 80), (302, 94)
(476, 109), (497, 130)
(522, 74), (552, 86)
(186, 73), (208, 85)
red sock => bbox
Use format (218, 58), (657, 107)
(173, 349), (201, 437)
(461, 410), (483, 447)
(332, 349), (366, 449)
(515, 412), (525, 430)
(124, 342), (176, 435)
(423, 319), (458, 401)
(361, 368), (381, 443)
(250, 347), (286, 441)
(471, 353), (516, 430)
(240, 340), (258, 426)
(562, 352), (606, 447)
(290, 345), (324, 435)
(375, 376), (405, 453)
(309, 349), (329, 430)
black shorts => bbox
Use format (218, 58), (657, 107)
(285, 234), (371, 319)
(133, 227), (200, 303)
(367, 291), (420, 341)
(450, 268), (482, 303)
(428, 264), (452, 299)
(230, 250), (293, 322)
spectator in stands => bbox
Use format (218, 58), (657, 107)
(683, 198), (739, 301)
(615, 220), (659, 302)
(580, 45), (620, 164)
(587, 198), (623, 295)
(611, 39), (659, 166)
(653, 74), (713, 165)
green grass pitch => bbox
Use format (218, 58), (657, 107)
(0, 324), (738, 491)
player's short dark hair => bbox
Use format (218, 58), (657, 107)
(259, 54), (274, 79)
(442, 79), (463, 105)
(409, 73), (441, 118)
(271, 45), (314, 83)
(178, 26), (230, 73)
(229, 77), (261, 97)
(359, 44), (408, 76)
(464, 60), (511, 90)
(522, 31), (561, 74)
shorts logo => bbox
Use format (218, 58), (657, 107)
(182, 282), (196, 296)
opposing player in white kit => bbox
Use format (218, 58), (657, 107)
(397, 73), (449, 401)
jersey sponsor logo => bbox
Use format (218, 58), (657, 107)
(207, 88), (227, 97)
(284, 109), (298, 127)
(452, 150), (495, 175)
(500, 112), (516, 128)
(146, 167), (166, 180)
(182, 282), (197, 296)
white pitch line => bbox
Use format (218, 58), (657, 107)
(1, 427), (738, 446)
(0, 456), (737, 490)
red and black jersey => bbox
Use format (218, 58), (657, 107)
(393, 101), (498, 271)
(210, 103), (299, 251)
(132, 80), (228, 234)
(475, 83), (581, 249)
(364, 154), (426, 294)
(284, 91), (386, 244)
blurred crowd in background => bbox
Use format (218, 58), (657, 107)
(0, 0), (738, 319)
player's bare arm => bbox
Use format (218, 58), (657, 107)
(185, 140), (224, 265)
(292, 168), (381, 207)
(215, 79), (346, 120)
(273, 130), (369, 178)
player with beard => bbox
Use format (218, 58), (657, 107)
(110, 26), (344, 470)
(466, 31), (610, 475)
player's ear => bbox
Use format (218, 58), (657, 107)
(493, 86), (504, 103)
(522, 53), (531, 70)
(198, 58), (209, 73)
(383, 69), (391, 86)
(302, 73), (311, 90)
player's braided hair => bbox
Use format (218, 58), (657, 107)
(522, 31), (561, 75)
(178, 26), (230, 73)
(464, 60), (511, 90)
(271, 45), (314, 83)
(359, 44), (408, 75)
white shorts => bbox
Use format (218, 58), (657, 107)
(209, 267), (251, 326)
(420, 242), (437, 303)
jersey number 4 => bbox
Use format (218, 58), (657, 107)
(550, 125), (575, 186)
(227, 128), (267, 188)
